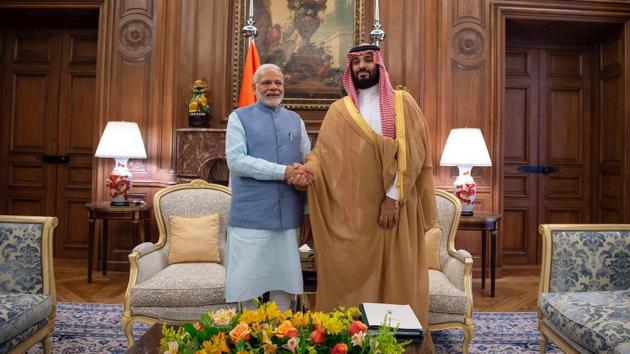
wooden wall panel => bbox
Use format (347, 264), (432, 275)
(439, 0), (495, 269)
(5, 0), (630, 271)
(597, 30), (625, 222)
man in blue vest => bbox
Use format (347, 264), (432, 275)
(225, 63), (312, 311)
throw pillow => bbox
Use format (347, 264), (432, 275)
(425, 227), (442, 271)
(168, 214), (221, 264)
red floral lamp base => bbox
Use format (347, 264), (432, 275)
(453, 165), (476, 216)
(106, 158), (133, 206)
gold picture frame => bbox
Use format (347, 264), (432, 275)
(232, 0), (366, 110)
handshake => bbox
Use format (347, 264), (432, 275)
(284, 163), (313, 188)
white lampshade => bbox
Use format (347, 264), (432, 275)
(95, 121), (147, 159)
(440, 128), (491, 167)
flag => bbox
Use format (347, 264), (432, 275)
(238, 38), (261, 107)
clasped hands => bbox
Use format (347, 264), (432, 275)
(284, 163), (313, 188)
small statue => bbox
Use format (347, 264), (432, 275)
(187, 80), (212, 127)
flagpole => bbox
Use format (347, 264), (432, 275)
(238, 0), (260, 107)
(242, 0), (257, 39)
(370, 0), (385, 46)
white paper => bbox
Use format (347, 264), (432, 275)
(298, 244), (312, 252)
(361, 303), (422, 331)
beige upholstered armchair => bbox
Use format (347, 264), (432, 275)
(0, 215), (57, 354)
(428, 190), (474, 354)
(121, 179), (236, 347)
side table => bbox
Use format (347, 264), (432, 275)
(458, 212), (501, 297)
(85, 201), (152, 283)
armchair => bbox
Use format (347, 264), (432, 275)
(121, 179), (236, 347)
(538, 224), (630, 353)
(0, 215), (58, 354)
(428, 190), (474, 354)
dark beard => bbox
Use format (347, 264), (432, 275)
(352, 66), (380, 89)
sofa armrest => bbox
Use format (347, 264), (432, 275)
(442, 249), (473, 291)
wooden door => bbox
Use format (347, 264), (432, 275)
(0, 29), (62, 217)
(503, 46), (593, 265)
(54, 29), (98, 257)
(0, 27), (97, 258)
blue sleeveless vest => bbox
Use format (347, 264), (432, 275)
(228, 101), (304, 230)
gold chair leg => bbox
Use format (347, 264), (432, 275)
(121, 316), (135, 348)
(462, 324), (474, 354)
(43, 335), (53, 354)
(539, 332), (548, 354)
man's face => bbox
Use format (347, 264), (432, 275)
(253, 68), (284, 107)
(351, 53), (379, 89)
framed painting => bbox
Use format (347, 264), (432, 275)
(232, 0), (366, 110)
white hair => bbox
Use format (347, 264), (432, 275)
(253, 63), (283, 83)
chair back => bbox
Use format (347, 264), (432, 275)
(0, 215), (57, 297)
(434, 189), (462, 262)
(539, 224), (630, 293)
(154, 179), (231, 264)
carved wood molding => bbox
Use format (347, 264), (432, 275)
(119, 17), (152, 58)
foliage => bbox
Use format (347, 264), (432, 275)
(160, 301), (409, 354)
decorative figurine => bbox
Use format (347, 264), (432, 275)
(187, 79), (211, 128)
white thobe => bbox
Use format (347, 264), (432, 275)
(357, 85), (400, 200)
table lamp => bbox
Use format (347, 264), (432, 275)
(440, 128), (492, 216)
(95, 121), (147, 206)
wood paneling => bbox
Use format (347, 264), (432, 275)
(596, 29), (625, 222)
(3, 0), (630, 274)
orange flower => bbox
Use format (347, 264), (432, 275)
(349, 320), (368, 335)
(331, 342), (348, 354)
(310, 325), (325, 344)
(229, 322), (251, 343)
(193, 322), (205, 331)
(275, 320), (297, 338)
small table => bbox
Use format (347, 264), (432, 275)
(85, 201), (152, 283)
(458, 212), (501, 297)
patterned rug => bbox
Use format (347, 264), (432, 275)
(25, 302), (560, 353)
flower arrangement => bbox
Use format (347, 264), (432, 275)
(160, 301), (408, 354)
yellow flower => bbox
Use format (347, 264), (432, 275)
(262, 302), (281, 321)
(239, 308), (265, 325)
(262, 342), (278, 354)
(200, 332), (230, 353)
(251, 322), (261, 332)
(312, 311), (347, 335)
(290, 311), (310, 328)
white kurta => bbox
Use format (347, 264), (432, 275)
(224, 111), (311, 302)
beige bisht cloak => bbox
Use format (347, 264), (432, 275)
(306, 89), (437, 351)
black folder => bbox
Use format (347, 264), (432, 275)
(359, 303), (424, 343)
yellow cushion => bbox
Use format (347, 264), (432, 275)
(425, 227), (442, 270)
(168, 214), (221, 264)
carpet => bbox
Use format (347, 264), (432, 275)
(24, 302), (560, 353)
